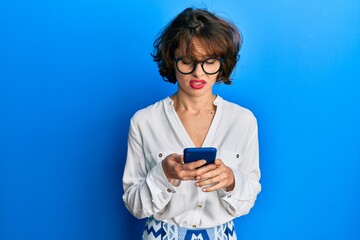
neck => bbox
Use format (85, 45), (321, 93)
(171, 92), (216, 113)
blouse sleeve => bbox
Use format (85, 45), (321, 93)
(122, 118), (177, 219)
(218, 115), (262, 216)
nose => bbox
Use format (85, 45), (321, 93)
(192, 62), (205, 77)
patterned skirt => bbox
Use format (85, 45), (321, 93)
(142, 216), (237, 240)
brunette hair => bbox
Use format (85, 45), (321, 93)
(152, 7), (242, 84)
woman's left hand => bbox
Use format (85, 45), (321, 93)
(195, 159), (235, 192)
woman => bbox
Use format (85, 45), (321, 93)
(122, 7), (261, 240)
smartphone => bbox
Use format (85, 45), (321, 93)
(183, 147), (217, 165)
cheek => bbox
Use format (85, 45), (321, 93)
(175, 70), (187, 83)
(209, 73), (219, 83)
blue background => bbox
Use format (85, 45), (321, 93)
(1, 0), (359, 239)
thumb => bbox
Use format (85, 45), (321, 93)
(177, 154), (184, 164)
(166, 153), (183, 164)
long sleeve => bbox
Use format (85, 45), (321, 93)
(121, 96), (261, 228)
(122, 118), (178, 219)
(218, 115), (261, 216)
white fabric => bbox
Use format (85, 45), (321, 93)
(122, 96), (261, 228)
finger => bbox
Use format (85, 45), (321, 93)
(194, 163), (217, 177)
(171, 154), (184, 164)
(179, 167), (207, 180)
(181, 176), (200, 181)
(214, 158), (223, 166)
(196, 166), (221, 180)
(196, 174), (226, 187)
(173, 164), (203, 180)
(183, 159), (207, 170)
(183, 162), (218, 180)
(177, 160), (217, 180)
(165, 153), (181, 166)
(202, 181), (225, 192)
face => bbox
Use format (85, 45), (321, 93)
(174, 38), (220, 98)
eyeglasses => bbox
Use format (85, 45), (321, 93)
(174, 57), (223, 75)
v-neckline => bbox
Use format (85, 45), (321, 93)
(165, 96), (222, 148)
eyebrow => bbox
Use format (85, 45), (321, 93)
(175, 56), (216, 61)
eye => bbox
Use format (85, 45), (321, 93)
(181, 59), (192, 65)
(205, 59), (216, 64)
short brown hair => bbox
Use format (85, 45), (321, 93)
(152, 7), (242, 84)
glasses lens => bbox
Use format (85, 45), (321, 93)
(176, 59), (195, 74)
(203, 58), (221, 74)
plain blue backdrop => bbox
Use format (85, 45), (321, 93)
(1, 0), (359, 239)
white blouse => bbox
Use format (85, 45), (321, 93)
(122, 96), (261, 228)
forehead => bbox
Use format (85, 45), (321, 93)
(175, 38), (217, 59)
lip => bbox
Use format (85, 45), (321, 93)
(189, 80), (206, 89)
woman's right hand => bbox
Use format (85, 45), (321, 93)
(161, 153), (217, 181)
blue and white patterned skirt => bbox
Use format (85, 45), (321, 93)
(142, 216), (237, 240)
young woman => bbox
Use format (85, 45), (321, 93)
(122, 7), (261, 240)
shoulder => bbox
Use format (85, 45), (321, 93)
(218, 96), (256, 121)
(130, 97), (170, 125)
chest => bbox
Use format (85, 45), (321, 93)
(176, 110), (215, 147)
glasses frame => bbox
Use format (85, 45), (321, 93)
(174, 57), (224, 75)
